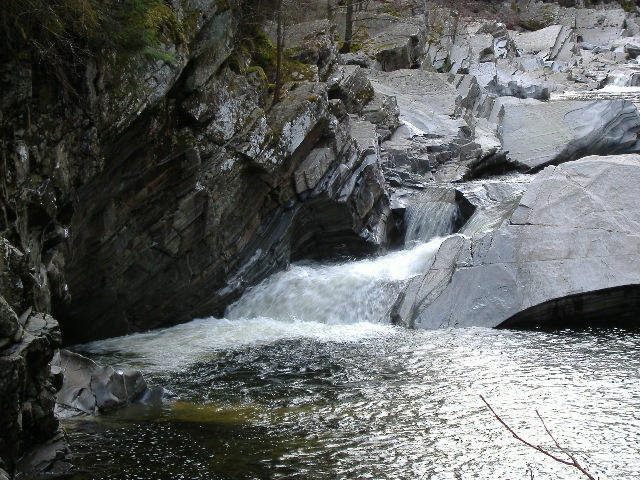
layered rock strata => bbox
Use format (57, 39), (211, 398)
(1, 1), (395, 347)
(2, 0), (640, 475)
(0, 240), (65, 478)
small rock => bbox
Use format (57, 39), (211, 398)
(624, 43), (640, 59)
(52, 350), (171, 417)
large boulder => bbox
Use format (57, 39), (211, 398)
(336, 12), (426, 71)
(512, 24), (576, 61)
(498, 98), (640, 171)
(277, 19), (339, 80)
(51, 350), (168, 417)
(516, 0), (627, 46)
(393, 154), (640, 329)
(327, 65), (375, 114)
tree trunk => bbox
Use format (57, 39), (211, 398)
(341, 0), (353, 54)
(273, 0), (283, 105)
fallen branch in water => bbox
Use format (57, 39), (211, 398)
(480, 395), (597, 480)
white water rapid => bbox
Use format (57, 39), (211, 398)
(80, 236), (449, 371)
(553, 83), (640, 109)
(404, 201), (459, 244)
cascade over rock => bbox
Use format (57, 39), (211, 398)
(2, 0), (640, 476)
(393, 154), (640, 329)
(55, 78), (391, 344)
(1, 1), (395, 346)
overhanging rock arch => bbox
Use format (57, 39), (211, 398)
(496, 285), (640, 330)
(392, 155), (640, 330)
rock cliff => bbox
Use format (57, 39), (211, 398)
(2, 0), (640, 476)
(0, 0), (395, 474)
(0, 240), (65, 478)
(1, 1), (393, 348)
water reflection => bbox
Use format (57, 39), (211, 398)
(66, 326), (640, 480)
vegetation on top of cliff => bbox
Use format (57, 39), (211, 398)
(226, 3), (318, 107)
(0, 0), (187, 88)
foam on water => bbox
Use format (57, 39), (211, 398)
(227, 237), (447, 324)
(79, 237), (449, 371)
(79, 317), (398, 372)
(552, 85), (640, 106)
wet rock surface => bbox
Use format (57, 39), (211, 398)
(0, 240), (62, 477)
(2, 0), (640, 476)
(394, 155), (640, 329)
(52, 350), (169, 417)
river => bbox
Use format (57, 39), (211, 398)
(63, 235), (640, 479)
(63, 80), (640, 479)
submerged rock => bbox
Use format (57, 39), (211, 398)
(51, 350), (170, 417)
(394, 154), (640, 329)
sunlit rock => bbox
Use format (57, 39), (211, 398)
(498, 99), (640, 171)
(394, 155), (640, 329)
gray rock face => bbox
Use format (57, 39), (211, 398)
(498, 98), (640, 171)
(14, 429), (72, 479)
(2, 1), (394, 346)
(327, 65), (375, 114)
(51, 350), (168, 417)
(517, 1), (627, 46)
(54, 79), (391, 343)
(512, 24), (575, 61)
(277, 19), (339, 80)
(0, 266), (61, 476)
(394, 155), (640, 329)
(424, 1), (638, 103)
(367, 69), (507, 186)
(337, 12), (426, 71)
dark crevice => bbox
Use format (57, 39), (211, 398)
(497, 285), (640, 331)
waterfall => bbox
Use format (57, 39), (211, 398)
(227, 237), (447, 325)
(404, 201), (459, 245)
(78, 237), (447, 371)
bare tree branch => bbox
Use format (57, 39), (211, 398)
(480, 395), (597, 480)
(535, 410), (598, 480)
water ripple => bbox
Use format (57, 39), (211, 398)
(66, 326), (640, 479)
